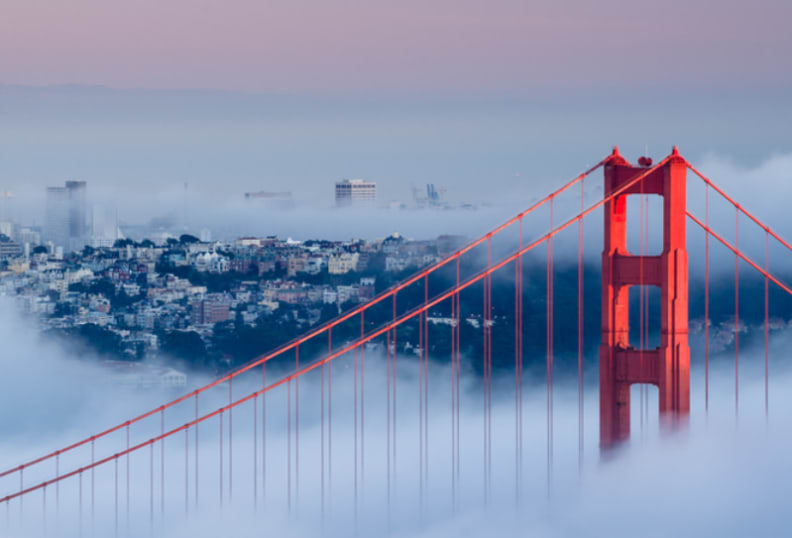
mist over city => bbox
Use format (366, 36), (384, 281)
(2, 1), (792, 536)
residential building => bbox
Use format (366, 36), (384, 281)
(190, 293), (232, 325)
(328, 252), (359, 274)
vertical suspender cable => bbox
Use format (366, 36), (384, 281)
(253, 394), (257, 508)
(639, 192), (645, 432)
(547, 198), (554, 493)
(518, 219), (523, 486)
(229, 379), (233, 503)
(450, 288), (458, 511)
(55, 453), (59, 522)
(329, 335), (333, 497)
(514, 246), (520, 501)
(150, 442), (154, 530)
(295, 347), (299, 505)
(424, 276), (429, 486)
(386, 329), (391, 520)
(392, 294), (397, 485)
(419, 293), (424, 513)
(451, 292), (456, 511)
(126, 424), (130, 530)
(735, 208), (740, 419)
(185, 427), (189, 517)
(354, 344), (359, 520)
(644, 194), (649, 424)
(219, 412), (223, 509)
(161, 409), (165, 517)
(482, 261), (487, 506)
(91, 438), (95, 530)
(195, 394), (199, 510)
(487, 238), (492, 495)
(578, 180), (584, 473)
(321, 338), (326, 519)
(286, 367), (291, 512)
(765, 230), (770, 420)
(266, 362), (267, 502)
(78, 471), (82, 536)
(361, 312), (366, 491)
(456, 258), (461, 481)
(705, 186), (709, 415)
(114, 458), (118, 538)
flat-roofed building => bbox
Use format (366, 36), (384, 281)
(335, 179), (376, 207)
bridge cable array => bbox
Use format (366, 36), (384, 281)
(4, 151), (792, 534)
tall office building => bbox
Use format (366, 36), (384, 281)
(46, 180), (88, 252)
(335, 179), (376, 207)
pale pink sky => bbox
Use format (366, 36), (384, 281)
(1, 0), (790, 93)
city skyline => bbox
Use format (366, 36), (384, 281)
(2, 2), (792, 536)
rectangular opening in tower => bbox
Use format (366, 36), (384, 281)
(626, 194), (663, 256)
(628, 285), (661, 349)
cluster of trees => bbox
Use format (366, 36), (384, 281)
(154, 262), (257, 293)
(112, 235), (198, 250)
(42, 249), (792, 376)
(67, 278), (141, 309)
(152, 262), (600, 376)
(44, 323), (125, 360)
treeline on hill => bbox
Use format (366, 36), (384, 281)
(46, 257), (792, 379)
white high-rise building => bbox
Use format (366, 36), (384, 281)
(46, 181), (88, 252)
(90, 204), (120, 248)
(0, 221), (12, 240)
(335, 179), (376, 207)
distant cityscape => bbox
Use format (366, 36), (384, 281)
(0, 182), (472, 389)
(0, 176), (486, 389)
(0, 177), (480, 259)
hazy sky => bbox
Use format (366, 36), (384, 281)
(1, 0), (791, 241)
(2, 0), (791, 94)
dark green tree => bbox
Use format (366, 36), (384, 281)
(160, 330), (208, 362)
(179, 234), (200, 244)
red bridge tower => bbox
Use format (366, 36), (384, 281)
(600, 146), (690, 448)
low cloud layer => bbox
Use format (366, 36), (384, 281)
(1, 298), (791, 537)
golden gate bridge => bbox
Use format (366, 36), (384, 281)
(1, 147), (787, 534)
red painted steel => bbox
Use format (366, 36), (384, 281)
(455, 257), (461, 480)
(705, 186), (710, 414)
(12, 147), (792, 535)
(360, 311), (366, 490)
(688, 164), (792, 253)
(18, 139), (792, 526)
(765, 232), (770, 419)
(266, 364), (267, 499)
(392, 294), (397, 486)
(600, 147), (690, 449)
(0, 153), (656, 504)
(577, 180), (584, 471)
(2, 152), (664, 506)
(0, 158), (609, 485)
(253, 394), (257, 506)
(295, 347), (299, 503)
(735, 210), (740, 417)
(687, 212), (792, 296)
(546, 197), (554, 488)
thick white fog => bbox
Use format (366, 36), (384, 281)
(2, 294), (792, 537)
